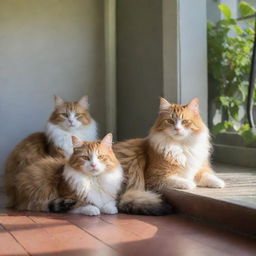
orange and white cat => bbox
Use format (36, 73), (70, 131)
(5, 95), (97, 207)
(114, 97), (225, 215)
(9, 134), (123, 216)
(46, 95), (97, 158)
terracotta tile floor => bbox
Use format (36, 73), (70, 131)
(0, 208), (256, 256)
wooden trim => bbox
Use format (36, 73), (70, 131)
(165, 189), (256, 237)
(104, 0), (116, 138)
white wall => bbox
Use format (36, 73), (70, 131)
(0, 0), (105, 174)
(116, 0), (207, 139)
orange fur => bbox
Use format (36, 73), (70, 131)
(49, 101), (92, 127)
(5, 96), (96, 207)
(115, 97), (224, 214)
(9, 136), (121, 212)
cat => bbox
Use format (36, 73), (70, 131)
(114, 97), (225, 215)
(5, 95), (97, 207)
(46, 95), (97, 158)
(8, 134), (123, 216)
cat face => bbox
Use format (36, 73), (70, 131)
(69, 134), (119, 176)
(49, 96), (91, 130)
(153, 97), (205, 140)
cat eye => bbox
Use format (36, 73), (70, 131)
(75, 113), (83, 118)
(60, 113), (68, 118)
(182, 120), (190, 125)
(98, 155), (106, 160)
(82, 156), (90, 161)
(166, 119), (175, 125)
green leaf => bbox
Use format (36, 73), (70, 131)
(229, 105), (239, 121)
(241, 129), (256, 144)
(212, 121), (233, 135)
(239, 1), (255, 17)
(233, 25), (243, 35)
(238, 124), (250, 134)
(218, 4), (232, 20)
(218, 96), (230, 107)
(212, 123), (226, 135)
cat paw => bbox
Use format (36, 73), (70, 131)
(197, 173), (225, 188)
(80, 205), (100, 216)
(167, 177), (196, 190)
(101, 205), (118, 215)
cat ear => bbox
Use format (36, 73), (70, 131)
(159, 97), (171, 112)
(78, 96), (89, 109)
(54, 95), (65, 107)
(187, 97), (199, 113)
(101, 133), (113, 148)
(71, 136), (84, 148)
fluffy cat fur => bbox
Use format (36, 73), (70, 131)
(5, 95), (97, 207)
(114, 97), (225, 215)
(46, 95), (97, 158)
(9, 134), (123, 216)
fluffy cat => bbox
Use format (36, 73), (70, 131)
(5, 95), (97, 207)
(114, 97), (225, 215)
(46, 95), (97, 158)
(9, 134), (123, 216)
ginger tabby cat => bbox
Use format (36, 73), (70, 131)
(115, 97), (225, 215)
(7, 134), (123, 216)
(5, 95), (97, 207)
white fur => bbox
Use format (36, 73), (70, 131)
(70, 205), (101, 216)
(46, 119), (97, 157)
(197, 173), (225, 188)
(63, 164), (123, 215)
(82, 152), (106, 176)
(166, 176), (196, 190)
(150, 124), (212, 188)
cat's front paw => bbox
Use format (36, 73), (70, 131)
(101, 204), (118, 215)
(167, 176), (196, 190)
(197, 173), (225, 188)
(80, 205), (100, 216)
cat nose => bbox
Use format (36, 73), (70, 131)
(91, 164), (96, 168)
(175, 127), (180, 131)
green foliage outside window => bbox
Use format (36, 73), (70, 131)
(208, 1), (256, 143)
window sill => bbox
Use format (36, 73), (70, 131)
(213, 133), (256, 168)
(164, 162), (256, 237)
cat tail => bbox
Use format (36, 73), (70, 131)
(48, 198), (77, 213)
(114, 139), (173, 215)
(118, 189), (173, 216)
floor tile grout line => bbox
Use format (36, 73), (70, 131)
(98, 215), (145, 239)
(67, 218), (120, 253)
(0, 223), (30, 256)
(28, 215), (120, 254)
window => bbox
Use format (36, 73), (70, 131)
(207, 0), (256, 167)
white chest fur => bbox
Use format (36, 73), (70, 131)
(150, 131), (211, 180)
(46, 120), (97, 157)
(63, 165), (123, 208)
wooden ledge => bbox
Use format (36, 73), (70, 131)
(164, 163), (256, 237)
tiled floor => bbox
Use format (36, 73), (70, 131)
(1, 209), (256, 256)
(0, 163), (256, 256)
